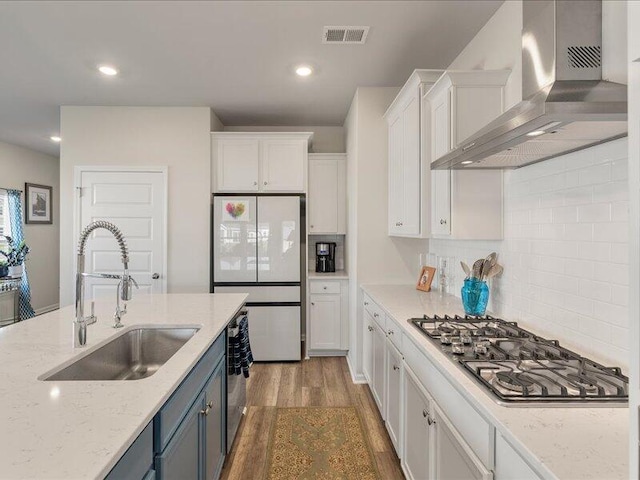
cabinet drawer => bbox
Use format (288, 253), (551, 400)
(310, 281), (341, 294)
(403, 334), (492, 469)
(106, 422), (153, 480)
(154, 333), (225, 453)
(363, 294), (384, 327)
(385, 315), (403, 353)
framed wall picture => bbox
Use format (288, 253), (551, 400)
(25, 183), (53, 224)
(416, 265), (436, 292)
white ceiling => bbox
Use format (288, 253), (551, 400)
(0, 0), (503, 156)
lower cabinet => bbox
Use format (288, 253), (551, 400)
(385, 340), (403, 454)
(371, 321), (386, 415)
(307, 279), (349, 355)
(402, 366), (434, 480)
(362, 310), (374, 384)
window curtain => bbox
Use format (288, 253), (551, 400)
(7, 190), (35, 320)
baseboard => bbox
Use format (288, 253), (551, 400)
(35, 304), (59, 316)
(346, 354), (367, 384)
(307, 349), (348, 357)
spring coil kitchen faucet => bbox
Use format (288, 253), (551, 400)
(74, 221), (138, 347)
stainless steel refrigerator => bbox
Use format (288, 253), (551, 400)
(211, 194), (304, 361)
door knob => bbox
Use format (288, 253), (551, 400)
(152, 273), (160, 280)
(264, 181), (268, 185)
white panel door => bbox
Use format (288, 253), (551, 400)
(79, 170), (166, 300)
(431, 170), (451, 236)
(401, 94), (421, 235)
(215, 138), (260, 192)
(308, 159), (338, 234)
(256, 196), (300, 282)
(372, 322), (386, 416)
(431, 88), (452, 161)
(260, 139), (305, 192)
(246, 305), (301, 361)
(386, 340), (403, 454)
(402, 366), (433, 480)
(309, 294), (341, 350)
(388, 114), (403, 235)
(213, 196), (257, 283)
(362, 310), (374, 384)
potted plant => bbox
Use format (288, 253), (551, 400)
(0, 236), (30, 277)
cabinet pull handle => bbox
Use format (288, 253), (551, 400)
(422, 410), (428, 418)
(323, 286), (327, 290)
(253, 181), (258, 186)
(311, 302), (315, 306)
(387, 329), (394, 335)
(462, 141), (476, 152)
(264, 181), (268, 185)
(364, 301), (369, 306)
(373, 313), (379, 318)
(310, 225), (314, 229)
(368, 325), (374, 332)
(393, 365), (399, 371)
(427, 416), (435, 426)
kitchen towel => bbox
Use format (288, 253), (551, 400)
(229, 316), (253, 378)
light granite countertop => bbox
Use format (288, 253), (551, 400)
(361, 284), (628, 480)
(0, 293), (247, 480)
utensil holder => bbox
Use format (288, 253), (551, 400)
(461, 278), (489, 316)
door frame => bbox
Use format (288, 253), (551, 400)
(73, 165), (169, 294)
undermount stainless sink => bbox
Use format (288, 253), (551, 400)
(43, 326), (200, 381)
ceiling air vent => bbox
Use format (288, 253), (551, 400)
(322, 26), (369, 44)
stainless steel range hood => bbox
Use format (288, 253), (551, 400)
(432, 0), (627, 170)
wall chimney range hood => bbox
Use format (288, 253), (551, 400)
(432, 0), (627, 170)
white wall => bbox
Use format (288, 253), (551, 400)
(224, 125), (345, 153)
(345, 87), (429, 376)
(427, 0), (630, 369)
(59, 107), (212, 306)
(0, 141), (59, 314)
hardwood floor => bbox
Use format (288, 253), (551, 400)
(220, 356), (405, 480)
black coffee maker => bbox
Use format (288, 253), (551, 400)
(315, 242), (336, 273)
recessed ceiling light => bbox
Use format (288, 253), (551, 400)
(526, 130), (546, 137)
(461, 160), (473, 165)
(98, 65), (118, 76)
(50, 136), (61, 143)
(295, 65), (313, 77)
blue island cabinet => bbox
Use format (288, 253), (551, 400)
(154, 333), (227, 480)
(105, 332), (227, 480)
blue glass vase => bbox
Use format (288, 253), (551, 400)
(461, 278), (489, 316)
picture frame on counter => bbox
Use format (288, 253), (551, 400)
(25, 183), (53, 224)
(416, 266), (436, 292)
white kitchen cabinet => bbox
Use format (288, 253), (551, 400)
(433, 404), (493, 480)
(402, 366), (434, 480)
(307, 279), (348, 356)
(308, 154), (346, 234)
(385, 69), (444, 238)
(211, 132), (312, 193)
(362, 310), (374, 384)
(494, 433), (542, 480)
(424, 71), (509, 240)
(371, 321), (386, 416)
(385, 340), (403, 455)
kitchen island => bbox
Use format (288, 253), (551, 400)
(0, 293), (247, 480)
(361, 284), (628, 480)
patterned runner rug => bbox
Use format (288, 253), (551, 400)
(266, 406), (380, 480)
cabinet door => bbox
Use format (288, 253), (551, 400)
(385, 340), (403, 455)
(308, 159), (338, 234)
(400, 94), (421, 236)
(431, 170), (451, 236)
(203, 360), (225, 480)
(388, 114), (404, 235)
(495, 433), (541, 480)
(309, 293), (341, 350)
(155, 392), (204, 480)
(431, 88), (452, 161)
(260, 139), (306, 191)
(433, 405), (493, 480)
(371, 323), (386, 417)
(362, 310), (374, 384)
(215, 138), (260, 192)
(402, 366), (433, 480)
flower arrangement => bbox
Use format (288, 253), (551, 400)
(0, 236), (30, 266)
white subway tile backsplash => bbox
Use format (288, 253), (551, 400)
(428, 139), (629, 368)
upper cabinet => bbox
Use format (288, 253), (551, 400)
(385, 70), (444, 238)
(425, 70), (510, 240)
(308, 153), (346, 235)
(211, 132), (312, 193)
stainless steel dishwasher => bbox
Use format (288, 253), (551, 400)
(226, 309), (248, 452)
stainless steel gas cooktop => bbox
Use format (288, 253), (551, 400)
(409, 315), (628, 406)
